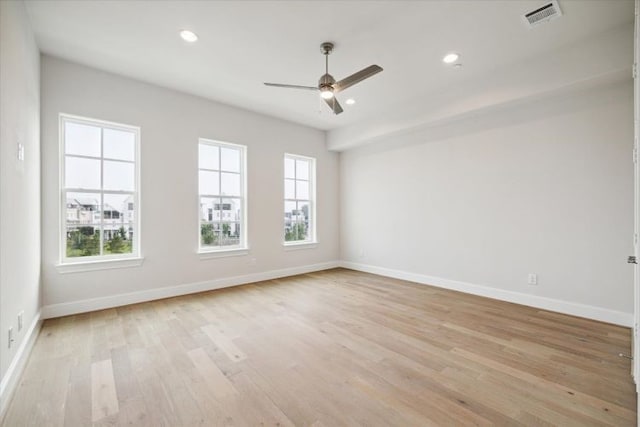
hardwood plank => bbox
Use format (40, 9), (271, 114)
(91, 359), (119, 422)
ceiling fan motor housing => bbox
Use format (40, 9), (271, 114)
(319, 73), (336, 88)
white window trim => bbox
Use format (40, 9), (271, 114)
(56, 257), (144, 274)
(58, 113), (142, 269)
(283, 242), (318, 251)
(198, 248), (250, 260)
(283, 153), (317, 246)
(197, 138), (248, 254)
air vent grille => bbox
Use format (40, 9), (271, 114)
(523, 0), (562, 28)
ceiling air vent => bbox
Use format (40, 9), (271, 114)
(523, 0), (562, 28)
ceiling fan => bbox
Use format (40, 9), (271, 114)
(264, 42), (383, 115)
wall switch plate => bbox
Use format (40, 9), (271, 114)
(17, 311), (24, 332)
(17, 143), (24, 161)
(8, 327), (14, 349)
(528, 273), (538, 285)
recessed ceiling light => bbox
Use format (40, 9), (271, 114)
(442, 53), (459, 64)
(345, 98), (356, 105)
(179, 30), (198, 43)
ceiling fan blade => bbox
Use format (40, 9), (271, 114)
(264, 83), (318, 91)
(324, 97), (343, 115)
(334, 65), (383, 92)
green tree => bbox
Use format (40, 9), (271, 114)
(82, 232), (100, 256)
(78, 226), (95, 236)
(118, 226), (127, 240)
(201, 223), (217, 245)
(67, 226), (100, 257)
(106, 234), (127, 253)
(285, 223), (307, 242)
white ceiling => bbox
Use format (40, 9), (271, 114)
(25, 0), (633, 132)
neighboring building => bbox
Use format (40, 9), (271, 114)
(66, 196), (134, 240)
(199, 201), (241, 244)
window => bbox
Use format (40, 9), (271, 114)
(60, 115), (140, 263)
(284, 154), (315, 244)
(198, 139), (247, 252)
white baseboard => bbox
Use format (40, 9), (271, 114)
(340, 261), (633, 327)
(41, 261), (340, 319)
(0, 311), (42, 422)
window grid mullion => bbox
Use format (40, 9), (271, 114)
(65, 153), (135, 164)
(99, 127), (104, 256)
(217, 148), (222, 247)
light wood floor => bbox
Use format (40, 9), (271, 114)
(2, 268), (637, 426)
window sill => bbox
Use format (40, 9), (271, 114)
(283, 242), (318, 251)
(198, 248), (249, 260)
(56, 257), (144, 274)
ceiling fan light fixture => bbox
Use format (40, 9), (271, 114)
(442, 52), (459, 64)
(320, 87), (334, 99)
(179, 30), (198, 43)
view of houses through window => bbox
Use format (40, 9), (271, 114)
(61, 115), (139, 260)
(284, 154), (315, 243)
(198, 139), (246, 250)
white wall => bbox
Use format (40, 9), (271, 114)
(0, 0), (41, 408)
(40, 56), (339, 311)
(340, 80), (634, 323)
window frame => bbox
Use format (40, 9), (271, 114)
(197, 138), (248, 254)
(58, 113), (141, 267)
(283, 153), (317, 246)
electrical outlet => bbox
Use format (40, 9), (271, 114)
(528, 273), (538, 286)
(17, 311), (24, 332)
(249, 258), (257, 265)
(17, 143), (24, 161)
(8, 327), (14, 349)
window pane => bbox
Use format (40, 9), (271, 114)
(284, 201), (298, 241)
(221, 198), (242, 222)
(65, 192), (101, 225)
(65, 191), (102, 257)
(296, 201), (310, 242)
(220, 172), (240, 196)
(103, 193), (134, 222)
(104, 161), (135, 191)
(297, 201), (310, 223)
(200, 222), (220, 247)
(220, 147), (240, 172)
(199, 144), (219, 170)
(296, 180), (309, 200)
(200, 197), (220, 222)
(220, 222), (240, 246)
(103, 225), (133, 255)
(296, 159), (309, 180)
(284, 179), (295, 199)
(104, 128), (135, 161)
(66, 156), (101, 189)
(284, 157), (295, 179)
(65, 122), (101, 157)
(199, 170), (219, 196)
